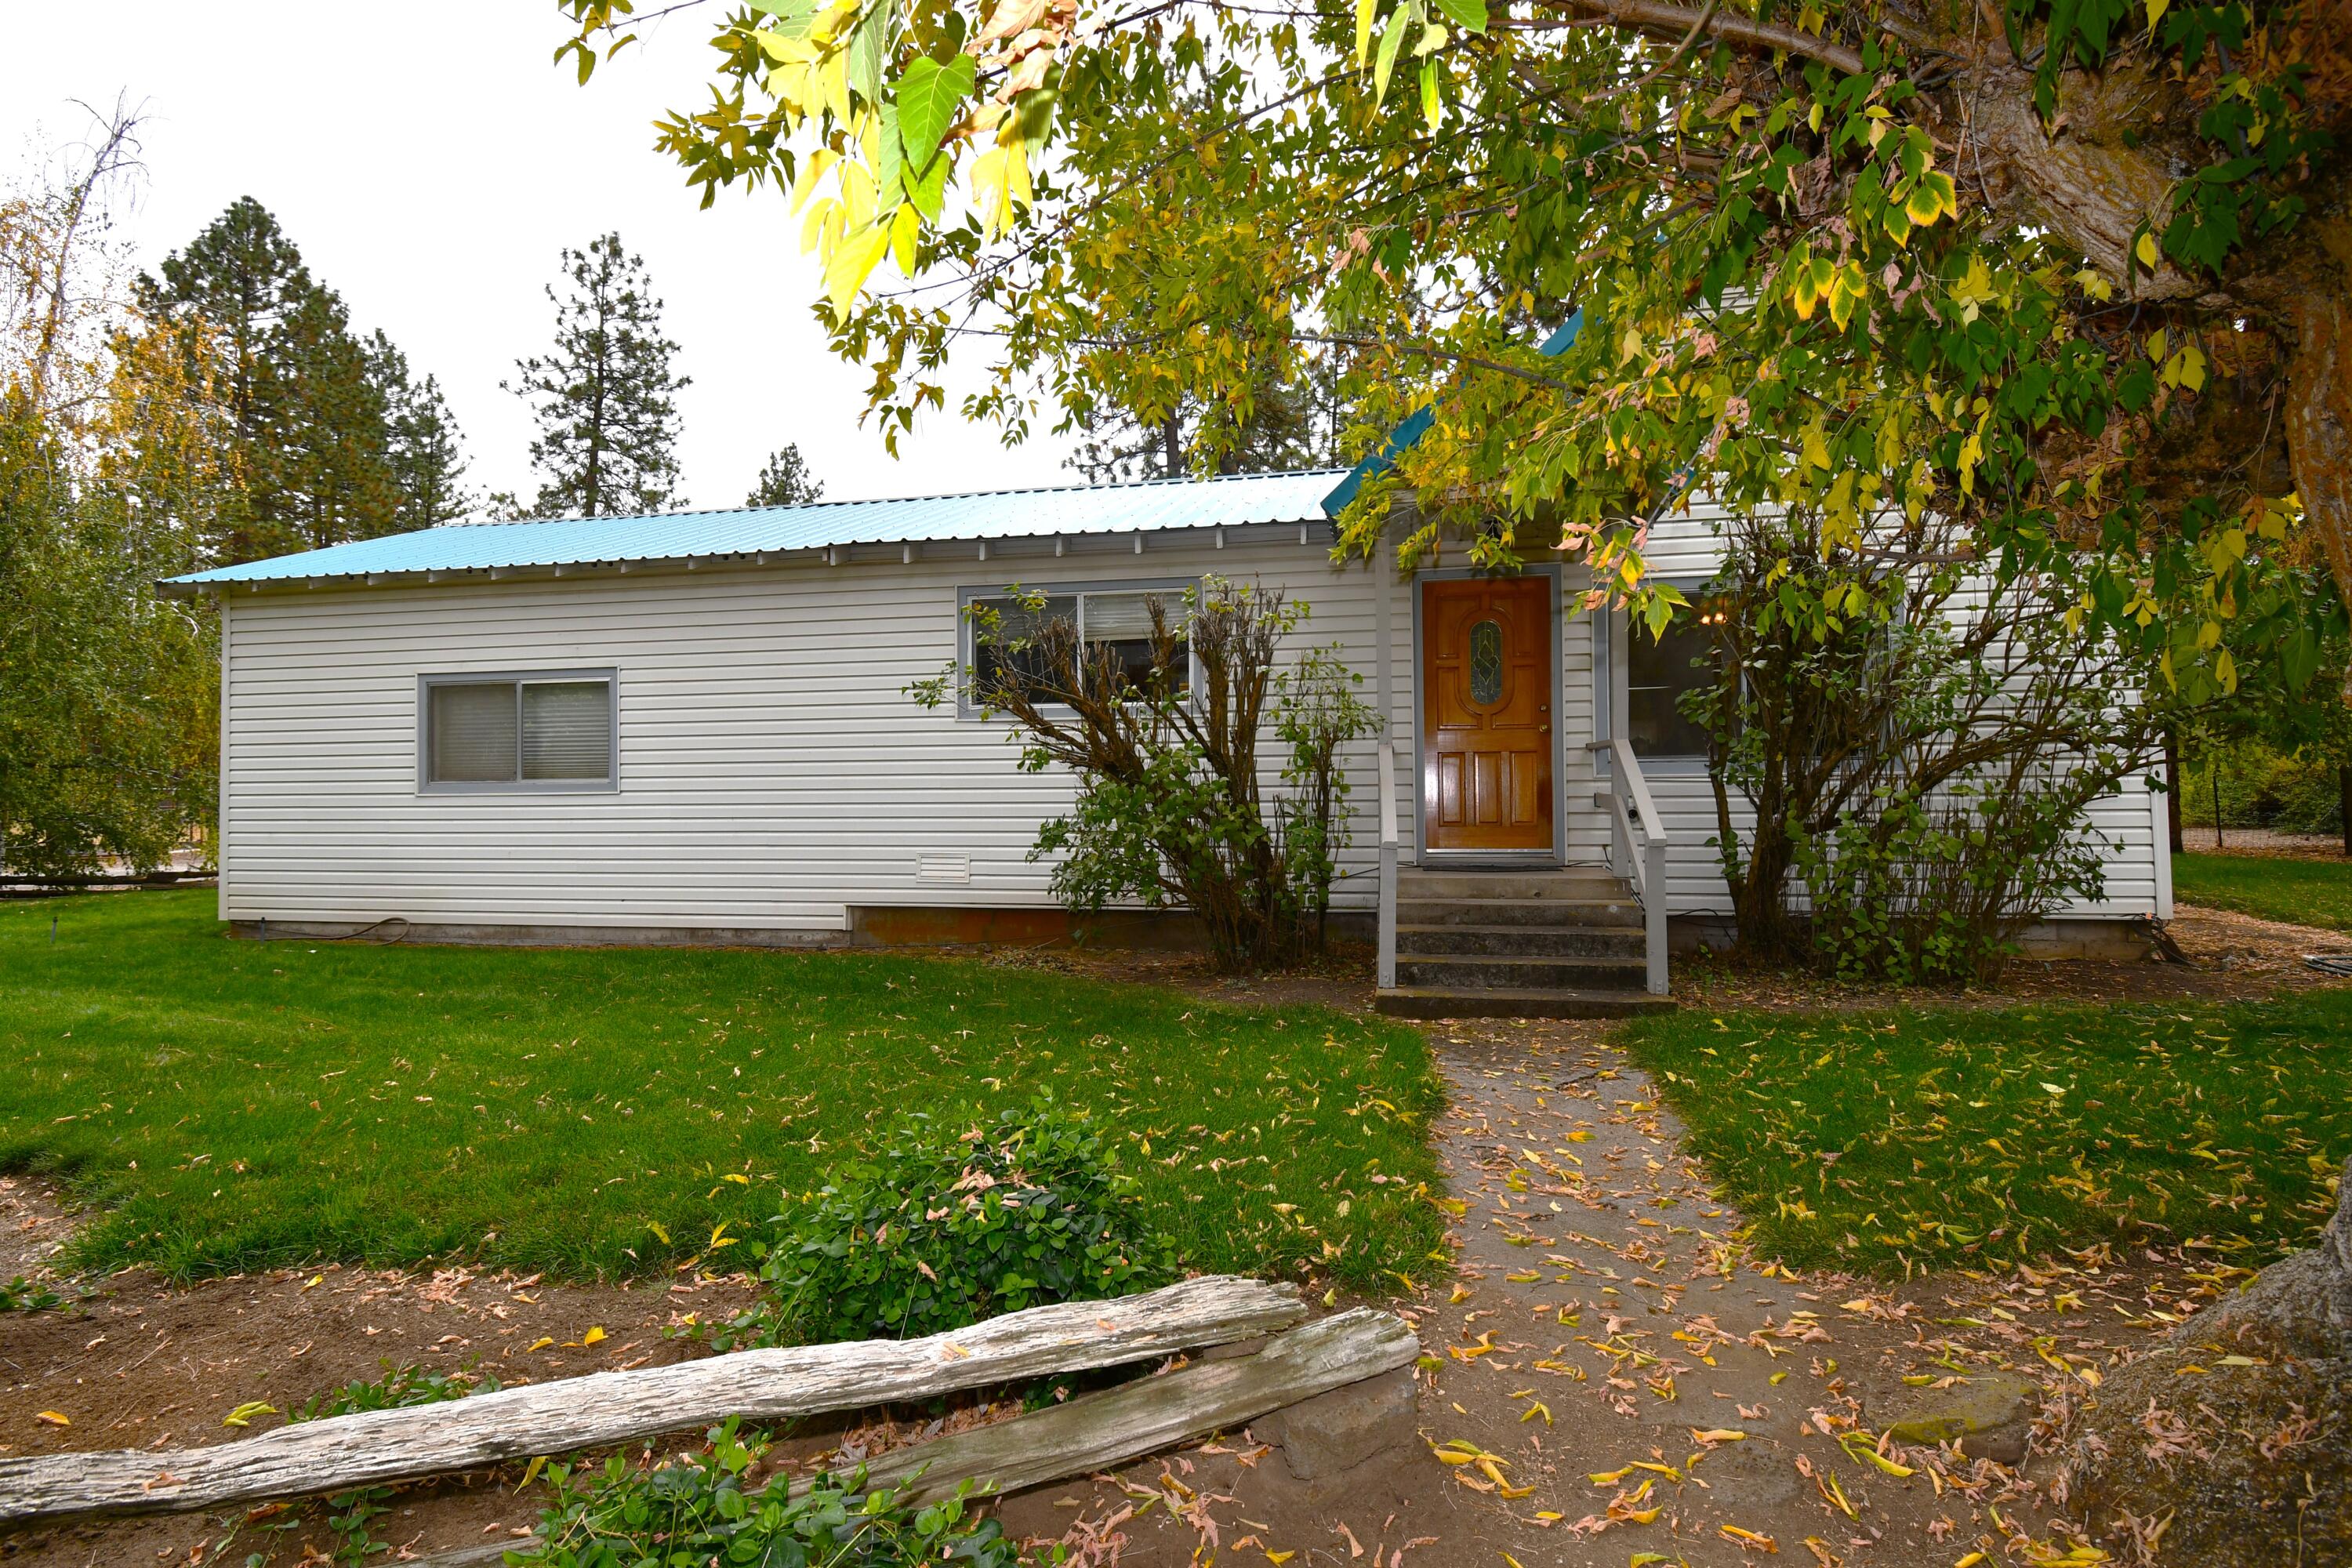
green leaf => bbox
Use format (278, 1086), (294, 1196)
(849, 0), (888, 106)
(906, 150), (952, 222)
(1420, 55), (1441, 127)
(1374, 5), (1412, 106)
(1429, 0), (1486, 33)
(745, 0), (823, 37)
(875, 101), (905, 212)
(896, 54), (976, 168)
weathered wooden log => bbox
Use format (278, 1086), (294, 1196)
(0, 1276), (1304, 1525)
(416, 1308), (1418, 1567)
(857, 1306), (1417, 1504)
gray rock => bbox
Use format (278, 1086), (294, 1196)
(1880, 1370), (2041, 1464)
(1250, 1368), (1417, 1479)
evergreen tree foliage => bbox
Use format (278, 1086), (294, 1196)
(505, 234), (689, 519)
(367, 332), (472, 529)
(135, 197), (454, 561)
(1068, 350), (1349, 484)
(746, 441), (822, 506)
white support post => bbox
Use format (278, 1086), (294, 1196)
(1377, 741), (1399, 991)
(1643, 837), (1668, 995)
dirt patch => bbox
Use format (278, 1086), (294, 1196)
(0, 1223), (761, 1566)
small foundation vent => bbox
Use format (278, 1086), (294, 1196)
(916, 854), (972, 886)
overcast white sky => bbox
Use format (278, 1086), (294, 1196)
(1, 1), (1076, 510)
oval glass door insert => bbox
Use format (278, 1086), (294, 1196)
(1468, 619), (1504, 705)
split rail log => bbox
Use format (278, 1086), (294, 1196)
(0, 1276), (1305, 1525)
(417, 1308), (1417, 1568)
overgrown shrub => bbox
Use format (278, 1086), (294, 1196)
(526, 1418), (1018, 1568)
(913, 576), (1381, 972)
(1687, 522), (2158, 982)
(720, 1098), (1175, 1348)
(1795, 781), (2111, 985)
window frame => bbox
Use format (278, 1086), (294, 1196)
(416, 667), (620, 794)
(1599, 579), (1722, 775)
(954, 579), (1202, 720)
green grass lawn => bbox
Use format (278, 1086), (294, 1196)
(0, 890), (1445, 1289)
(1625, 990), (2351, 1276)
(2172, 850), (2352, 932)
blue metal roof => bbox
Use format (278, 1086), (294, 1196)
(166, 467), (1349, 590)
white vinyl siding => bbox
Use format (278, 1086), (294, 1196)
(216, 533), (1397, 932)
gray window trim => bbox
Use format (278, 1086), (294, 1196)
(953, 577), (1203, 721)
(417, 667), (619, 793)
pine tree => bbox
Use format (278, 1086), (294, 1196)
(1069, 349), (1348, 484)
(746, 442), (822, 507)
(136, 197), (412, 561)
(504, 234), (689, 519)
(367, 332), (472, 528)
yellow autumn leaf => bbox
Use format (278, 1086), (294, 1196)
(582, 1326), (607, 1346)
(222, 1401), (278, 1428)
(2135, 230), (2160, 270)
(525, 1336), (555, 1352)
(34, 1410), (70, 1426)
(1266, 1554), (1295, 1566)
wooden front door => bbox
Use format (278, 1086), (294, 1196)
(1421, 576), (1555, 854)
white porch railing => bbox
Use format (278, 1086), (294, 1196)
(1376, 737), (1402, 989)
(1589, 737), (1671, 995)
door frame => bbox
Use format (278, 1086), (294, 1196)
(1410, 564), (1566, 866)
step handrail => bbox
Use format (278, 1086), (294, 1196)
(1376, 737), (1402, 989)
(1587, 738), (1669, 996)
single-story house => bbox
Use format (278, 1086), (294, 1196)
(162, 468), (2169, 1016)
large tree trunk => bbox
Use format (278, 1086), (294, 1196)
(2066, 1157), (2351, 1562)
(1932, 26), (2352, 647)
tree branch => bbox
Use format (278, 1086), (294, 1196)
(1526, 0), (1867, 75)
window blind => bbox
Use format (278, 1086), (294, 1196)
(424, 673), (613, 788)
(521, 681), (613, 781)
(430, 683), (521, 782)
(1080, 590), (1163, 641)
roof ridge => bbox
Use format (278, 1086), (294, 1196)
(441, 466), (1356, 531)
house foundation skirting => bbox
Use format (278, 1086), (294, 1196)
(1667, 914), (2159, 963)
(224, 908), (1377, 953)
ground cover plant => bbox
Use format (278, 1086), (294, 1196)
(1625, 991), (2352, 1276)
(530, 1419), (1016, 1568)
(0, 889), (1443, 1289)
(2172, 851), (2352, 934)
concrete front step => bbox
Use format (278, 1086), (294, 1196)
(1396, 869), (1630, 902)
(1396, 923), (1646, 960)
(1396, 897), (1642, 930)
(1374, 985), (1674, 1019)
(1395, 952), (1649, 990)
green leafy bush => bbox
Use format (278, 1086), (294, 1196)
(724, 1098), (1175, 1348)
(293, 1359), (499, 1422)
(526, 1417), (1019, 1568)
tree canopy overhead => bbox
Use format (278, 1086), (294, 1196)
(564, 0), (2344, 699)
